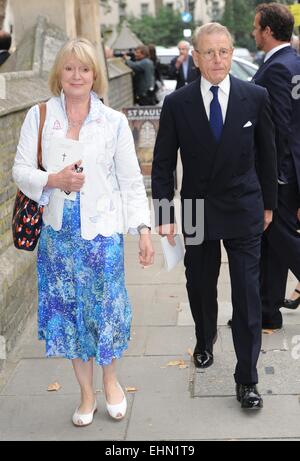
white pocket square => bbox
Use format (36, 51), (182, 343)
(243, 121), (252, 128)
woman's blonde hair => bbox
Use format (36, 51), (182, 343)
(48, 37), (108, 97)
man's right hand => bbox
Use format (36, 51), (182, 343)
(157, 223), (176, 246)
(175, 55), (185, 69)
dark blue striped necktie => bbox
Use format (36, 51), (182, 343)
(209, 86), (223, 142)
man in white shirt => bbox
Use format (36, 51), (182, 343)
(152, 22), (277, 410)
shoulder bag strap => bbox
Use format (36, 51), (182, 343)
(37, 102), (47, 170)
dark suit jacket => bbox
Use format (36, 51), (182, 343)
(0, 51), (10, 66)
(169, 55), (199, 90)
(151, 75), (278, 240)
(253, 46), (300, 199)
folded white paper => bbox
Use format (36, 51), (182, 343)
(161, 235), (185, 271)
(44, 137), (84, 200)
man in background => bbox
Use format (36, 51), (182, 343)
(252, 3), (300, 329)
(124, 45), (156, 105)
(169, 40), (199, 89)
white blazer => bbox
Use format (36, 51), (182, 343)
(12, 92), (151, 239)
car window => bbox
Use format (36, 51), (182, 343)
(230, 60), (252, 80)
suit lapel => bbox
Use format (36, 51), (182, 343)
(182, 78), (218, 155)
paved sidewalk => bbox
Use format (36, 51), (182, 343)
(0, 236), (300, 441)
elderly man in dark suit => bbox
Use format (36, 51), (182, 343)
(251, 3), (300, 329)
(0, 31), (11, 66)
(152, 23), (277, 410)
(169, 40), (199, 89)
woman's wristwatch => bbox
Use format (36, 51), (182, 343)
(137, 223), (151, 234)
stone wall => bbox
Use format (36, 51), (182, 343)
(0, 109), (36, 371)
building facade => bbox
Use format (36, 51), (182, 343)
(100, 0), (225, 33)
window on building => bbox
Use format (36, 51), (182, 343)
(211, 1), (221, 20)
(119, 1), (127, 18)
(141, 3), (149, 16)
(166, 3), (173, 11)
(189, 2), (195, 18)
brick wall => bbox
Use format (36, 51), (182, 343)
(0, 106), (37, 372)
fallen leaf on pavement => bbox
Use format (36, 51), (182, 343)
(167, 360), (187, 368)
(262, 329), (277, 335)
(125, 387), (138, 393)
(47, 382), (61, 392)
(167, 360), (183, 367)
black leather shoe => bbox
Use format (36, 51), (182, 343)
(236, 384), (263, 410)
(282, 289), (300, 310)
(193, 351), (214, 369)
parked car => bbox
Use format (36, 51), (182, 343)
(233, 47), (254, 62)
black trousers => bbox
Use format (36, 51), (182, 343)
(184, 234), (262, 384)
(261, 183), (300, 327)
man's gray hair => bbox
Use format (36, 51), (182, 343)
(177, 40), (190, 48)
(192, 23), (234, 48)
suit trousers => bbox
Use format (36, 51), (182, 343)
(184, 234), (262, 384)
(261, 183), (300, 327)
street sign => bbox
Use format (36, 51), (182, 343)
(181, 12), (192, 23)
(289, 4), (300, 27)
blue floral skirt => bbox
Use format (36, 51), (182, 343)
(37, 194), (132, 366)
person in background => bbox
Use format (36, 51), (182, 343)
(0, 30), (11, 66)
(124, 45), (156, 105)
(282, 281), (300, 310)
(252, 3), (300, 329)
(13, 37), (154, 427)
(169, 40), (199, 89)
(148, 44), (164, 102)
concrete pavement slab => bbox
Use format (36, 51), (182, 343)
(144, 326), (197, 356)
(193, 350), (300, 397)
(118, 356), (191, 395)
(132, 302), (178, 326)
(126, 393), (300, 441)
(177, 301), (233, 327)
(0, 394), (131, 441)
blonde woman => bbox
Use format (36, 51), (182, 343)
(13, 38), (154, 426)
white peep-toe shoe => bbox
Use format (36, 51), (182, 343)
(72, 399), (97, 427)
(105, 383), (127, 420)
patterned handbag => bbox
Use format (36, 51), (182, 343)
(12, 103), (47, 251)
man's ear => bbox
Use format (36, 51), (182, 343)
(191, 50), (199, 68)
(264, 25), (273, 38)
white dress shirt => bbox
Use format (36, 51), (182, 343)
(264, 43), (291, 63)
(200, 75), (231, 123)
(12, 91), (151, 239)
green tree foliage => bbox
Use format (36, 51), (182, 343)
(128, 6), (197, 47)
